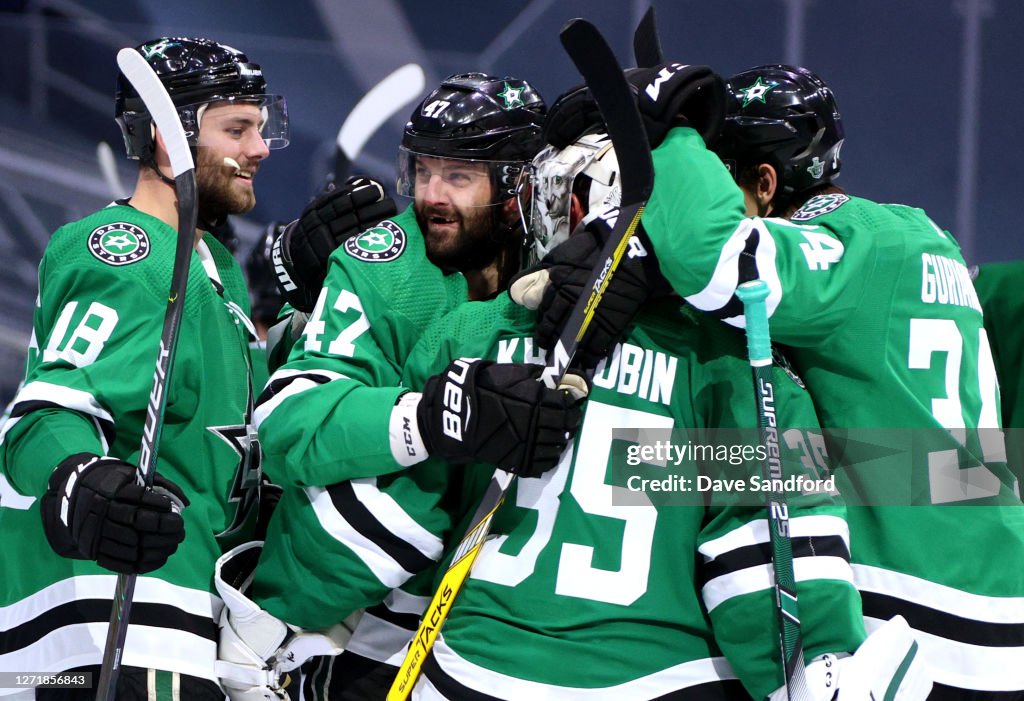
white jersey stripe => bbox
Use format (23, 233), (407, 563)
(703, 557), (854, 612)
(699, 514), (850, 560)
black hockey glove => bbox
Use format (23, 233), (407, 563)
(625, 63), (726, 148)
(41, 453), (189, 574)
(272, 176), (398, 312)
(417, 359), (586, 478)
(543, 83), (605, 150)
(509, 215), (671, 370)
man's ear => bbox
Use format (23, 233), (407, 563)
(755, 163), (777, 215)
(151, 126), (172, 169)
(569, 193), (585, 231)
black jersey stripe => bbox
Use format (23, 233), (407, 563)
(256, 371), (332, 407)
(700, 534), (850, 586)
(9, 399), (116, 447)
(862, 591), (1024, 648)
(422, 649), (752, 700)
(362, 601), (422, 632)
(0, 599), (215, 655)
(327, 480), (435, 575)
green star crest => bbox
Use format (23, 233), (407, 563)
(88, 222), (151, 266)
(140, 39), (181, 60)
(344, 220), (407, 262)
(497, 81), (525, 110)
(738, 77), (778, 107)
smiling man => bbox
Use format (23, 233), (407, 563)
(0, 37), (287, 700)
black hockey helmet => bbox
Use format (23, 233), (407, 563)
(396, 72), (546, 201)
(714, 64), (843, 205)
(115, 37), (288, 163)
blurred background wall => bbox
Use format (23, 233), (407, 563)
(0, 0), (1019, 405)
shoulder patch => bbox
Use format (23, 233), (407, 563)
(343, 220), (407, 263)
(791, 193), (850, 222)
(87, 222), (151, 266)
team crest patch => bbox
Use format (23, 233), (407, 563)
(88, 222), (151, 266)
(791, 194), (850, 222)
(344, 220), (406, 262)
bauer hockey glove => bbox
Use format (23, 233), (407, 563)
(215, 542), (359, 701)
(40, 453), (188, 574)
(510, 214), (671, 370)
(272, 176), (397, 312)
(767, 616), (933, 701)
(543, 64), (724, 150)
(405, 359), (587, 477)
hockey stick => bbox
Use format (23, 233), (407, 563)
(633, 5), (664, 67)
(735, 280), (810, 701)
(95, 47), (198, 701)
(333, 63), (426, 182)
(96, 141), (129, 200)
(387, 19), (654, 701)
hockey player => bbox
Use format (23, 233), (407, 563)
(972, 261), (1024, 476)
(0, 37), (288, 699)
(514, 63), (1024, 697)
(218, 74), (582, 700)
(397, 129), (929, 700)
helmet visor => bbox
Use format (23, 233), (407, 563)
(192, 94), (289, 150)
(396, 146), (527, 206)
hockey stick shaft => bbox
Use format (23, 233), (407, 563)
(387, 19), (654, 701)
(735, 280), (809, 701)
(334, 63), (426, 181)
(96, 48), (197, 701)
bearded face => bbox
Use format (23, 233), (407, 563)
(194, 101), (267, 221)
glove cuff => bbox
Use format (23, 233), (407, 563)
(389, 392), (428, 466)
(40, 453), (103, 559)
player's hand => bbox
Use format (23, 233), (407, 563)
(41, 453), (188, 574)
(415, 359), (587, 477)
(509, 214), (671, 370)
(543, 64), (724, 150)
(624, 62), (726, 148)
(767, 616), (932, 701)
(272, 176), (397, 312)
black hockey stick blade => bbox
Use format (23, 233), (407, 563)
(633, 6), (664, 67)
(96, 47), (198, 701)
(539, 18), (655, 388)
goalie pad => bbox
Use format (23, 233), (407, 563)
(214, 542), (362, 700)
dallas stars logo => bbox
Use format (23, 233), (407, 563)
(497, 81), (525, 110)
(140, 39), (181, 59)
(209, 421), (262, 539)
(738, 77), (778, 107)
(88, 222), (151, 266)
(344, 220), (407, 263)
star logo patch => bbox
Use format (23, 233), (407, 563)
(738, 77), (778, 107)
(344, 220), (407, 263)
(87, 222), (151, 266)
(497, 81), (525, 110)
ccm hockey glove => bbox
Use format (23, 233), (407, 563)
(41, 453), (188, 574)
(510, 215), (671, 370)
(767, 616), (932, 701)
(272, 176), (397, 312)
(415, 359), (586, 477)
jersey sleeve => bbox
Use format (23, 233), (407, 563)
(0, 231), (167, 496)
(641, 127), (873, 346)
(694, 356), (865, 698)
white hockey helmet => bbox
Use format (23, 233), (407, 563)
(525, 131), (620, 265)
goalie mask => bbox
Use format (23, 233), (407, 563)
(714, 64), (843, 207)
(115, 37), (289, 164)
(396, 72), (545, 206)
(525, 131), (620, 265)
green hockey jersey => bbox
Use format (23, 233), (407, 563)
(253, 205), (467, 487)
(640, 127), (1024, 692)
(973, 261), (1024, 475)
(0, 204), (262, 686)
(394, 295), (863, 700)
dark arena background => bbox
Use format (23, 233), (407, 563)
(0, 0), (1019, 405)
